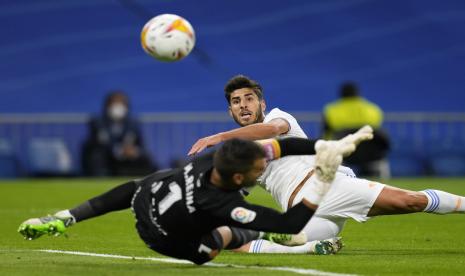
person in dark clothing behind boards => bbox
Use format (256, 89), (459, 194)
(81, 91), (157, 176)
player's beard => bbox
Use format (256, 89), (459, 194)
(222, 176), (257, 190)
(241, 179), (258, 188)
(232, 105), (265, 127)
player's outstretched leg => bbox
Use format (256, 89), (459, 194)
(421, 189), (465, 214)
(18, 180), (137, 240)
(368, 185), (465, 216)
(246, 237), (343, 255)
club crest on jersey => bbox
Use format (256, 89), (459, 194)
(231, 207), (256, 224)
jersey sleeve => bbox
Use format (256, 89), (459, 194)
(198, 190), (314, 234)
(264, 108), (308, 138)
(189, 150), (215, 173)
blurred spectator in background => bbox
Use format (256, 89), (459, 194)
(81, 91), (157, 176)
(322, 81), (391, 179)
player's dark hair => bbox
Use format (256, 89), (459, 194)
(340, 81), (359, 98)
(214, 139), (266, 187)
(224, 75), (263, 104)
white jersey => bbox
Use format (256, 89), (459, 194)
(258, 108), (311, 209)
(255, 108), (385, 241)
(258, 108), (354, 210)
(263, 108), (307, 139)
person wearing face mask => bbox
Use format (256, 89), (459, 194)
(81, 91), (157, 176)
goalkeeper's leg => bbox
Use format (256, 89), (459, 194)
(18, 180), (137, 240)
(69, 180), (137, 222)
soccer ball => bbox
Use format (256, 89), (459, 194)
(140, 14), (195, 62)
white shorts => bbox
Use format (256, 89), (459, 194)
(291, 171), (385, 240)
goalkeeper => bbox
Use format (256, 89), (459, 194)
(18, 134), (368, 264)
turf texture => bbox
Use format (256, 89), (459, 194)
(1, 177), (465, 275)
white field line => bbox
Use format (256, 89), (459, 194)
(37, 249), (358, 276)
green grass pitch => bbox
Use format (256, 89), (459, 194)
(1, 178), (465, 275)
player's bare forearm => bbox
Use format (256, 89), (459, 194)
(188, 123), (281, 155)
(188, 134), (223, 155)
(220, 123), (282, 141)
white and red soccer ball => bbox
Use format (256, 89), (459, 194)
(141, 14), (196, 62)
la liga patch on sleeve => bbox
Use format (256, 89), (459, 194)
(231, 207), (256, 224)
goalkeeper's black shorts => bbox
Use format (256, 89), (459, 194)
(131, 177), (221, 265)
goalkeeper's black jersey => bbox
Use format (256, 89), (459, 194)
(132, 150), (315, 242)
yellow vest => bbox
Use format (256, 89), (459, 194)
(324, 97), (383, 133)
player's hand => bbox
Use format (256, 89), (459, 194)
(188, 134), (223, 155)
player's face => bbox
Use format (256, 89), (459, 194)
(240, 157), (267, 188)
(228, 88), (266, 127)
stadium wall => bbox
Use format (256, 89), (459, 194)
(0, 112), (464, 178)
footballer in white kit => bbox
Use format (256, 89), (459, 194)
(259, 108), (385, 241)
(189, 74), (465, 254)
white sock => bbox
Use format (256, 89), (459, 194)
(54, 209), (76, 225)
(248, 239), (320, 254)
(421, 190), (465, 214)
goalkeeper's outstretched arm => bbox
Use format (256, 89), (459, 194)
(256, 137), (317, 161)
